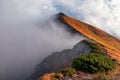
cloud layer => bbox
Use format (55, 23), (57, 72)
(0, 0), (120, 80)
(54, 0), (120, 37)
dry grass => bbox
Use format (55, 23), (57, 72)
(62, 15), (120, 52)
(60, 14), (120, 64)
(38, 73), (55, 80)
(38, 13), (120, 80)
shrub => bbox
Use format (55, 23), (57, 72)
(93, 73), (111, 80)
(61, 67), (76, 76)
(50, 77), (58, 80)
(50, 73), (62, 80)
(87, 42), (105, 55)
(54, 73), (62, 79)
(72, 43), (117, 73)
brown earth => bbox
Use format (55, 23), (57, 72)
(57, 13), (120, 63)
(32, 13), (120, 80)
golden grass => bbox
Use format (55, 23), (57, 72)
(38, 73), (55, 80)
(60, 14), (120, 64)
(62, 15), (120, 53)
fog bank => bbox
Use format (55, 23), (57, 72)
(0, 4), (84, 80)
(1, 0), (120, 80)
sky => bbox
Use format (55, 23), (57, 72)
(54, 0), (120, 36)
(0, 0), (120, 80)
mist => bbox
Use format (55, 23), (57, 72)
(0, 19), (84, 80)
(0, 1), (85, 80)
(1, 0), (120, 80)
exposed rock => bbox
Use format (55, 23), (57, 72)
(29, 12), (120, 80)
(29, 40), (91, 80)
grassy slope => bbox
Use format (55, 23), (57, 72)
(57, 13), (120, 63)
(38, 40), (120, 80)
(37, 13), (120, 80)
(59, 13), (120, 53)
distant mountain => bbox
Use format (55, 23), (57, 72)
(29, 13), (120, 80)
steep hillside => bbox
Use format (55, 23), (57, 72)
(29, 40), (92, 80)
(29, 13), (120, 80)
(56, 12), (120, 63)
(57, 13), (120, 53)
(36, 40), (120, 80)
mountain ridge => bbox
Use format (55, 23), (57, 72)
(29, 13), (120, 80)
(56, 12), (120, 64)
(57, 12), (120, 53)
(29, 39), (94, 80)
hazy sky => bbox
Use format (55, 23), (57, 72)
(0, 0), (120, 80)
(54, 0), (120, 36)
(1, 0), (120, 36)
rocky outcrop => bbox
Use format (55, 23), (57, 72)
(29, 40), (92, 80)
(29, 13), (120, 80)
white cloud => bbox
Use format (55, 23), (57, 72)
(0, 0), (120, 80)
(0, 0), (84, 80)
(54, 0), (120, 37)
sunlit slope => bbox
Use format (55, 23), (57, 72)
(58, 13), (120, 53)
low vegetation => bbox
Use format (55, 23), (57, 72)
(50, 77), (58, 80)
(72, 43), (117, 73)
(61, 67), (76, 76)
(38, 43), (118, 80)
(93, 73), (111, 80)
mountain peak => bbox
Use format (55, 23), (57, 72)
(29, 13), (120, 80)
(55, 12), (120, 63)
(55, 12), (66, 20)
(57, 12), (66, 16)
(57, 13), (120, 53)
